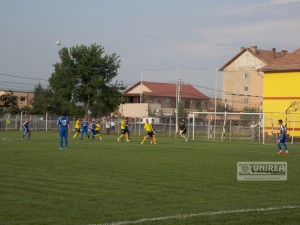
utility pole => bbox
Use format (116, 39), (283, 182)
(178, 78), (181, 103)
(175, 68), (181, 134)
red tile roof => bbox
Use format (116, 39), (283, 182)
(261, 48), (300, 72)
(123, 81), (208, 99)
(219, 46), (287, 71)
(253, 49), (284, 63)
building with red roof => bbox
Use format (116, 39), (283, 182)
(219, 46), (288, 112)
(121, 81), (209, 118)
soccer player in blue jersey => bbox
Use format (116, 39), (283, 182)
(80, 117), (90, 140)
(125, 117), (131, 142)
(277, 119), (288, 154)
(57, 112), (70, 150)
(90, 119), (97, 140)
(150, 118), (157, 144)
(21, 117), (31, 140)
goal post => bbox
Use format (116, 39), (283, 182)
(192, 112), (265, 144)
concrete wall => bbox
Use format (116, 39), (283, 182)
(119, 103), (148, 118)
(0, 90), (34, 108)
(128, 84), (152, 94)
(222, 51), (265, 111)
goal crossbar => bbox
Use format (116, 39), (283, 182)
(192, 112), (265, 143)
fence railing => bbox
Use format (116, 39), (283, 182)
(1, 113), (300, 144)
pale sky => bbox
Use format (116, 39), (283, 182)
(1, 0), (300, 97)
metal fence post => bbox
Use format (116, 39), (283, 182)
(20, 112), (23, 131)
(46, 113), (48, 132)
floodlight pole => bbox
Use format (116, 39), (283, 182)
(138, 70), (143, 137)
(140, 71), (143, 104)
(175, 68), (179, 134)
(213, 67), (218, 141)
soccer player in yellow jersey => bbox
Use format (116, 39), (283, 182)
(117, 117), (128, 142)
(94, 121), (103, 141)
(73, 117), (81, 138)
(141, 119), (156, 144)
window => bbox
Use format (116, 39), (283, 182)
(244, 86), (249, 92)
(185, 100), (190, 109)
(196, 101), (202, 109)
(161, 97), (170, 104)
(161, 97), (172, 108)
(244, 73), (249, 79)
(243, 98), (249, 104)
(20, 97), (26, 102)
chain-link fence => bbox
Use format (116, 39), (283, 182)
(1, 113), (300, 144)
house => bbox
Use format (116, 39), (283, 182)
(261, 48), (300, 137)
(219, 46), (288, 112)
(0, 90), (34, 109)
(120, 81), (209, 118)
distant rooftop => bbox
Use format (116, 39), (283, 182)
(219, 46), (288, 71)
(123, 81), (208, 99)
(261, 48), (300, 72)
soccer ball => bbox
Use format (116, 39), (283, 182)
(56, 41), (61, 46)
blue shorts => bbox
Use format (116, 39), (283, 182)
(24, 128), (30, 133)
(59, 129), (68, 138)
(278, 137), (286, 143)
(125, 127), (130, 133)
(81, 130), (88, 135)
(90, 130), (96, 135)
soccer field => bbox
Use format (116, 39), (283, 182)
(0, 132), (299, 225)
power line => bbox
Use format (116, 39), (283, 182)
(141, 66), (216, 72)
(0, 80), (47, 87)
(0, 83), (35, 90)
(179, 66), (216, 71)
(0, 87), (34, 92)
(0, 73), (49, 82)
(189, 83), (261, 98)
(123, 79), (262, 99)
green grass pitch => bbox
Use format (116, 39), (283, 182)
(0, 131), (299, 225)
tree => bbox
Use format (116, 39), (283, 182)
(195, 100), (206, 124)
(240, 107), (258, 126)
(49, 44), (124, 117)
(31, 84), (54, 114)
(20, 106), (32, 114)
(216, 102), (232, 112)
(178, 102), (188, 119)
(0, 93), (20, 114)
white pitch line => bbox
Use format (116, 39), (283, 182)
(98, 205), (299, 225)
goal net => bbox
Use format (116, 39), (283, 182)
(191, 111), (300, 144)
(191, 112), (264, 143)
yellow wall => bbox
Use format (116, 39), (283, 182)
(263, 72), (300, 136)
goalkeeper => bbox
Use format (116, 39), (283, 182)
(179, 119), (188, 142)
